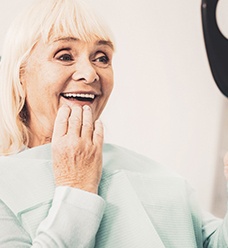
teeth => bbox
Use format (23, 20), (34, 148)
(63, 93), (95, 99)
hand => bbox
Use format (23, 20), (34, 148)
(51, 105), (104, 194)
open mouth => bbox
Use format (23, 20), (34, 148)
(60, 93), (96, 102)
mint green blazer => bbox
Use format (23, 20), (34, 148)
(0, 144), (226, 247)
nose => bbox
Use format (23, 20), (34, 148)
(72, 58), (99, 84)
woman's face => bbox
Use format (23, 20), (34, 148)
(21, 37), (114, 143)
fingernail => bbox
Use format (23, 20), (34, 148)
(83, 105), (91, 110)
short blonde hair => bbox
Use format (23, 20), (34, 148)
(0, 0), (114, 155)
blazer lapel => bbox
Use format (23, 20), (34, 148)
(96, 169), (165, 248)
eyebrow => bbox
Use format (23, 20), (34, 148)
(96, 40), (114, 50)
(53, 37), (78, 42)
(54, 37), (114, 49)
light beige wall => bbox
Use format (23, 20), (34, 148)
(0, 0), (227, 215)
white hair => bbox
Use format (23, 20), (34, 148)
(0, 0), (114, 155)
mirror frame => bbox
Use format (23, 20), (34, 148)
(201, 0), (228, 97)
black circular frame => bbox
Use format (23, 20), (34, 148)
(202, 0), (228, 97)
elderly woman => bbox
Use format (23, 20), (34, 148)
(0, 0), (228, 247)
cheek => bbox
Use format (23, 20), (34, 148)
(24, 67), (61, 98)
(23, 64), (45, 98)
(102, 70), (114, 96)
(23, 71), (57, 114)
(106, 83), (114, 98)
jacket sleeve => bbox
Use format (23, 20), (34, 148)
(202, 205), (228, 247)
(0, 186), (105, 248)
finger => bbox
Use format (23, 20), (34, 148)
(53, 105), (71, 138)
(93, 119), (104, 146)
(68, 105), (82, 137)
(81, 105), (93, 139)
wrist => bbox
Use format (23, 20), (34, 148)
(55, 179), (99, 194)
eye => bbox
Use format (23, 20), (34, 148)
(57, 54), (73, 61)
(96, 55), (109, 63)
(92, 53), (110, 68)
(54, 48), (74, 63)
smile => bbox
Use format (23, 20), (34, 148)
(60, 93), (96, 102)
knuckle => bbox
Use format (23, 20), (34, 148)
(70, 115), (81, 126)
(82, 122), (93, 131)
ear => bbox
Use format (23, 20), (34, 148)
(19, 70), (27, 100)
(19, 65), (26, 86)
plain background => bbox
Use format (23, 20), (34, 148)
(0, 0), (228, 217)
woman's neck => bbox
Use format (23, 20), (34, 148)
(28, 135), (52, 148)
(28, 123), (53, 148)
